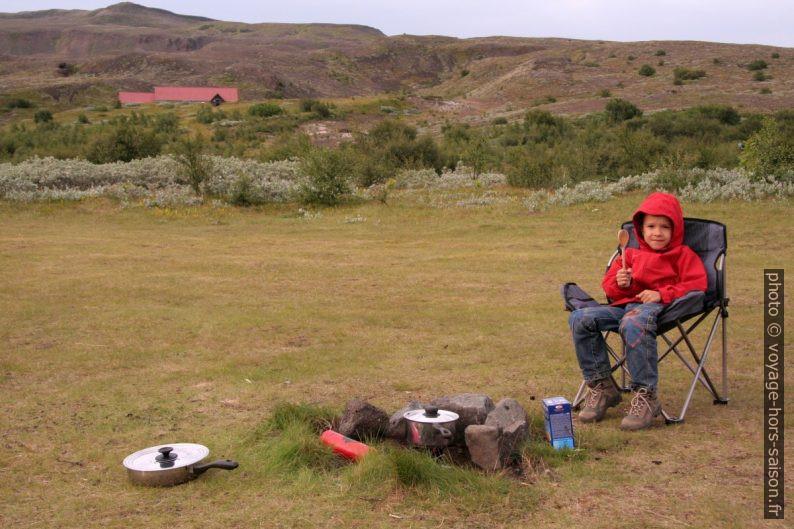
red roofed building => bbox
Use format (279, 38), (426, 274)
(118, 91), (156, 104)
(154, 86), (238, 103)
(118, 86), (239, 105)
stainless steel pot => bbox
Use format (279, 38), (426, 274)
(403, 407), (459, 449)
(123, 443), (238, 487)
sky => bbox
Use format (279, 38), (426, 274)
(3, 0), (794, 47)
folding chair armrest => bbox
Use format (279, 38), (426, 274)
(658, 290), (705, 325)
(561, 282), (601, 311)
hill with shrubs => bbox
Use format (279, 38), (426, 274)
(1, 3), (793, 208)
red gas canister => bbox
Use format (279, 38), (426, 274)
(320, 430), (369, 461)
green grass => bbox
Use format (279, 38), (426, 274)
(0, 193), (792, 528)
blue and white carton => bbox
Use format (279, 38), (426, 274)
(543, 397), (575, 449)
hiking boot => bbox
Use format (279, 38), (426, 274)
(620, 387), (662, 431)
(579, 378), (621, 423)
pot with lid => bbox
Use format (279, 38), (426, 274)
(403, 407), (459, 450)
(123, 443), (238, 487)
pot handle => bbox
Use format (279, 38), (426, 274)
(432, 424), (453, 439)
(192, 459), (239, 476)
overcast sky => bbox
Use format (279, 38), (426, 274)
(3, 0), (794, 47)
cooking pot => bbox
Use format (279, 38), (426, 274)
(123, 443), (238, 487)
(403, 407), (459, 450)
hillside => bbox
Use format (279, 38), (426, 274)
(0, 2), (793, 119)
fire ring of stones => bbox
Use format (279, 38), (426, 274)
(337, 394), (529, 471)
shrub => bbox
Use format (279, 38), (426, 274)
(461, 69), (470, 77)
(5, 98), (33, 109)
(172, 135), (214, 195)
(491, 116), (508, 125)
(34, 110), (53, 124)
(638, 64), (656, 77)
(655, 49), (666, 56)
(760, 87), (772, 94)
(697, 105), (741, 126)
(598, 89), (611, 98)
(740, 118), (794, 177)
(771, 52), (780, 59)
(605, 99), (642, 122)
(298, 148), (353, 205)
(77, 114), (89, 124)
(248, 103), (284, 118)
(299, 98), (332, 118)
(753, 71), (771, 82)
(196, 105), (226, 124)
(674, 67), (706, 81)
(532, 95), (556, 106)
(747, 60), (768, 71)
(154, 112), (179, 134)
(86, 124), (163, 164)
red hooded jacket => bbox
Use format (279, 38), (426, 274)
(602, 192), (707, 305)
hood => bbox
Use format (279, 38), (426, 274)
(632, 192), (685, 251)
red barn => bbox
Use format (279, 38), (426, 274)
(118, 86), (239, 105)
(154, 86), (239, 103)
(118, 91), (156, 104)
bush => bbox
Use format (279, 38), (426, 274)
(674, 67), (706, 81)
(299, 99), (332, 118)
(77, 114), (89, 124)
(740, 118), (794, 177)
(34, 110), (53, 124)
(86, 124), (163, 164)
(655, 49), (666, 56)
(531, 95), (556, 106)
(5, 98), (33, 109)
(747, 60), (768, 71)
(195, 106), (226, 124)
(299, 148), (353, 205)
(638, 64), (656, 77)
(248, 103), (284, 118)
(605, 99), (642, 122)
(697, 105), (741, 126)
(753, 71), (772, 82)
(154, 112), (179, 134)
(172, 135), (214, 195)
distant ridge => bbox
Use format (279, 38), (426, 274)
(0, 2), (792, 116)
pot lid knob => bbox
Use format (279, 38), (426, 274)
(423, 406), (439, 418)
(155, 446), (177, 468)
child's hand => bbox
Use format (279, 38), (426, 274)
(637, 290), (662, 303)
(616, 267), (632, 288)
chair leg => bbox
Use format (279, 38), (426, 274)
(663, 312), (725, 424)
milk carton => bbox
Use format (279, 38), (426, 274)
(542, 397), (575, 449)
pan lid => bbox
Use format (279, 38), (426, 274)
(403, 407), (459, 424)
(123, 443), (209, 472)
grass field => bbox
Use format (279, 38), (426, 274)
(1, 191), (791, 528)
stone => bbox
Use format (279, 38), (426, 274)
(465, 424), (501, 471)
(485, 398), (529, 464)
(386, 401), (425, 441)
(337, 399), (390, 440)
(430, 394), (495, 445)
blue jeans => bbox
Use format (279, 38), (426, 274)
(569, 303), (665, 392)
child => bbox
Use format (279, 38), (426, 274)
(569, 192), (707, 430)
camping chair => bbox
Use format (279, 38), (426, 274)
(561, 218), (729, 424)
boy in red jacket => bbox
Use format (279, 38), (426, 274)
(569, 192), (707, 430)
